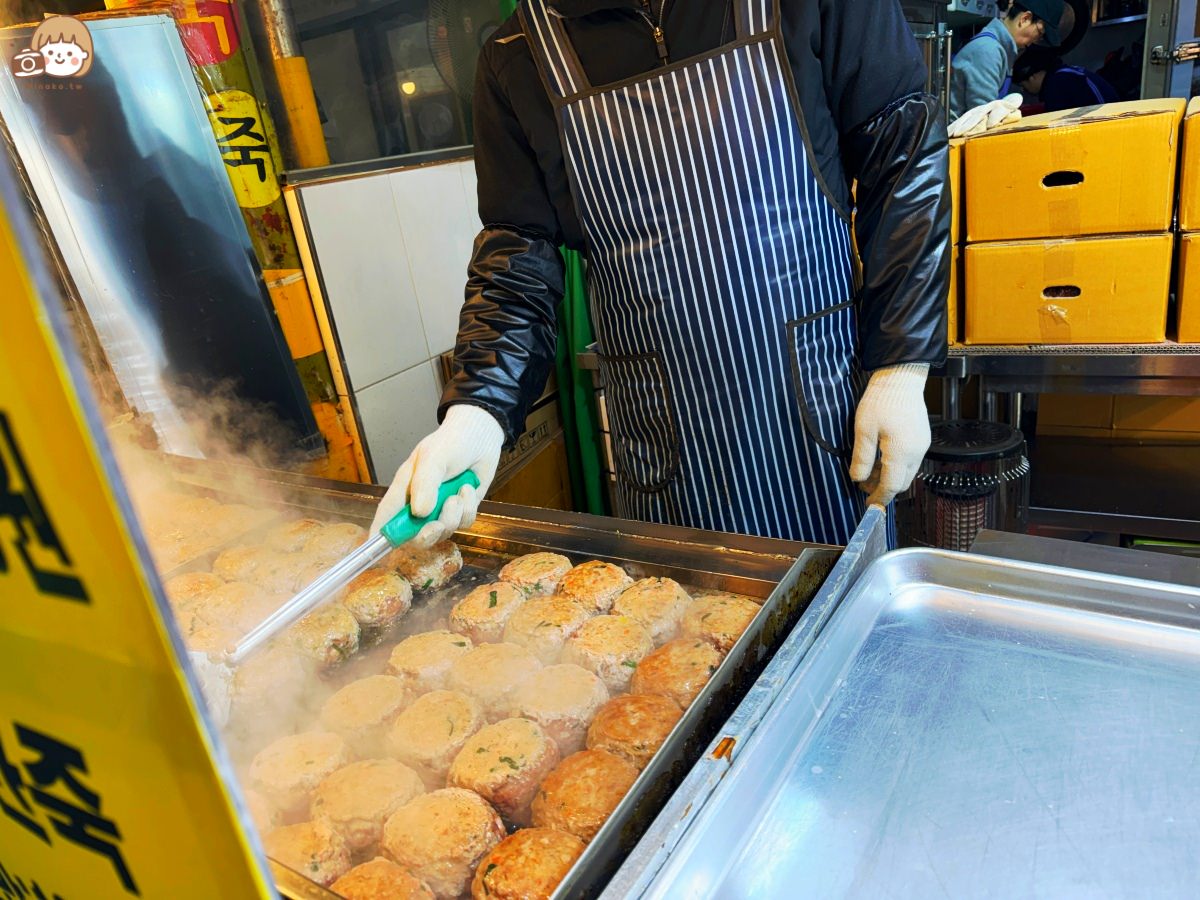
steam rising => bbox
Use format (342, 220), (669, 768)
(102, 385), (340, 767)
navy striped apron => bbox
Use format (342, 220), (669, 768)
(522, 0), (864, 546)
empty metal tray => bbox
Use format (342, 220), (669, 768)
(638, 548), (1200, 899)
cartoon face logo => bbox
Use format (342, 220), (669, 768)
(11, 16), (94, 80)
(39, 38), (89, 78)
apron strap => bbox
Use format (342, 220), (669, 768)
(521, 0), (591, 99)
(735, 0), (777, 39)
(526, 0), (778, 99)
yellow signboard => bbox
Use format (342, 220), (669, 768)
(206, 88), (281, 209)
(0, 131), (272, 894)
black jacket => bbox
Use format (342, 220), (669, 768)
(443, 0), (950, 443)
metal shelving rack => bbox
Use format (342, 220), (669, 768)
(935, 345), (1200, 541)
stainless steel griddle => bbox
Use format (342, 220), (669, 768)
(156, 458), (843, 899)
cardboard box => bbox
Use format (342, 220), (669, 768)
(1036, 392), (1114, 438)
(949, 138), (963, 245)
(1113, 396), (1200, 435)
(1178, 97), (1200, 231)
(1178, 232), (1200, 343)
(964, 233), (1171, 344)
(948, 245), (961, 345)
(493, 394), (562, 487)
(489, 432), (574, 508)
(964, 100), (1185, 242)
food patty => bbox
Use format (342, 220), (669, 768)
(311, 759), (425, 852)
(446, 643), (543, 721)
(531, 749), (639, 843)
(447, 718), (560, 825)
(250, 731), (351, 819)
(470, 827), (585, 900)
(342, 569), (413, 630)
(502, 595), (592, 664)
(320, 675), (410, 757)
(630, 638), (724, 709)
(561, 615), (654, 693)
(681, 593), (759, 652)
(498, 552), (573, 597)
(554, 560), (634, 614)
(381, 788), (506, 899)
(385, 630), (473, 696)
(264, 819), (351, 888)
(449, 582), (527, 644)
(385, 541), (463, 592)
(586, 693), (682, 770)
(611, 577), (692, 645)
(387, 690), (484, 788)
(508, 665), (609, 757)
(331, 857), (435, 900)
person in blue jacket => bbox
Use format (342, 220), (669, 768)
(950, 0), (1065, 120)
(1014, 45), (1120, 110)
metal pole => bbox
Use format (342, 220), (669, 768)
(258, 0), (302, 58)
(947, 377), (962, 420)
(1009, 391), (1023, 431)
(981, 377), (998, 422)
(248, 0), (331, 168)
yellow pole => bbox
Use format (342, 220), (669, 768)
(273, 54), (329, 169)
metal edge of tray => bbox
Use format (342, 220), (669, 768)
(630, 545), (1200, 899)
(552, 540), (844, 900)
(597, 506), (889, 900)
(163, 457), (828, 595)
(270, 860), (339, 899)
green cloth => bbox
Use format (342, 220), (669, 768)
(555, 249), (608, 515)
(497, 0), (607, 514)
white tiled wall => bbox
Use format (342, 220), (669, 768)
(299, 157), (481, 480)
(355, 364), (442, 482)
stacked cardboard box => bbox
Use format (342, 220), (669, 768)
(947, 138), (963, 346)
(961, 100), (1185, 345)
(1177, 98), (1200, 343)
(1038, 392), (1200, 444)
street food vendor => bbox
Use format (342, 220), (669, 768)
(950, 0), (1064, 121)
(373, 0), (950, 548)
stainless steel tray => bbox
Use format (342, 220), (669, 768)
(637, 548), (1200, 899)
(153, 459), (841, 899)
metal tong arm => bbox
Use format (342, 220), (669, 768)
(224, 471), (480, 665)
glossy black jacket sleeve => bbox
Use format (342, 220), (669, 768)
(439, 35), (566, 444)
(439, 227), (563, 444)
(843, 93), (950, 370)
(817, 0), (949, 369)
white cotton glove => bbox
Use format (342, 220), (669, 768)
(947, 93), (1023, 138)
(849, 364), (931, 508)
(370, 404), (505, 547)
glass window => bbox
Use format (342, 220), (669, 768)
(295, 0), (504, 165)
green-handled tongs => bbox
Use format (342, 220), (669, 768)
(224, 471), (480, 666)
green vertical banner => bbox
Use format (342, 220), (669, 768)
(497, 0), (607, 514)
(556, 249), (607, 515)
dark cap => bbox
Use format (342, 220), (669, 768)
(1018, 0), (1066, 45)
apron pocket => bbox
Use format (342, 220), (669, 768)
(596, 351), (681, 493)
(786, 300), (862, 458)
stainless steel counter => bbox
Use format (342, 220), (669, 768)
(970, 528), (1200, 587)
(620, 546), (1200, 898)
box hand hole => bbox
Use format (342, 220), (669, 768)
(1042, 171), (1084, 188)
(1042, 285), (1081, 299)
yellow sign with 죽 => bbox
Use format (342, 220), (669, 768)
(0, 127), (272, 894)
(206, 88), (281, 209)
